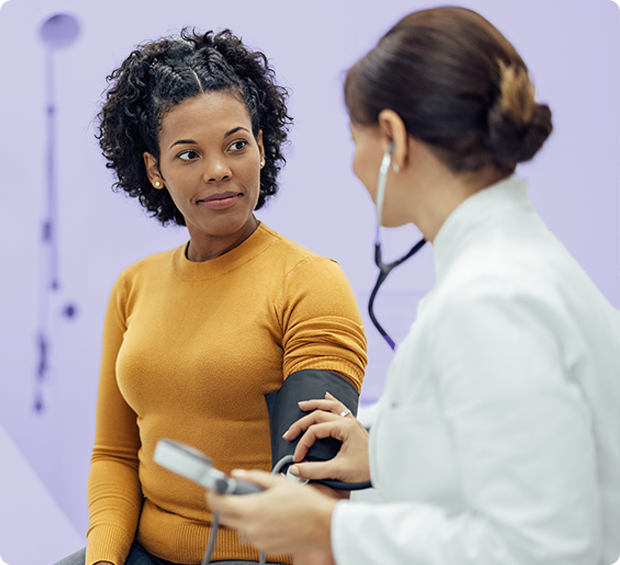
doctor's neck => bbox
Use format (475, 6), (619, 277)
(397, 139), (508, 243)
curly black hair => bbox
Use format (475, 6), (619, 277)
(96, 28), (292, 225)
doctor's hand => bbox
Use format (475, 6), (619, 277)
(206, 470), (337, 556)
(283, 393), (371, 484)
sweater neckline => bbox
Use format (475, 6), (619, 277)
(171, 222), (275, 281)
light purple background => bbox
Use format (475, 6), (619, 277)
(0, 0), (618, 563)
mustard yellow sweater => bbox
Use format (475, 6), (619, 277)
(86, 223), (367, 565)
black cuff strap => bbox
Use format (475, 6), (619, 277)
(264, 369), (371, 491)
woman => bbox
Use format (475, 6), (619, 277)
(56, 29), (367, 565)
(207, 7), (620, 565)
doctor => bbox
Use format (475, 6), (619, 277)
(208, 7), (620, 564)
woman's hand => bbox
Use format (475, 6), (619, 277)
(283, 393), (371, 484)
(206, 471), (337, 556)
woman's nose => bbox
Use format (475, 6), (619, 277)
(203, 157), (232, 182)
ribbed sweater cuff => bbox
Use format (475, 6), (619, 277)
(86, 524), (134, 565)
(166, 522), (291, 564)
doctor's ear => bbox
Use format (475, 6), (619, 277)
(378, 109), (408, 173)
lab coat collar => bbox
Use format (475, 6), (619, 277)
(432, 176), (531, 282)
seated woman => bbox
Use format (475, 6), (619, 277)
(56, 29), (366, 565)
(208, 7), (620, 565)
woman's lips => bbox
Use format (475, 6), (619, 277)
(198, 192), (241, 210)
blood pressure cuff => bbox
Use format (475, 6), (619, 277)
(264, 368), (359, 475)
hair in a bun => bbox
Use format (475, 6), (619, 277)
(344, 7), (553, 175)
(488, 61), (552, 168)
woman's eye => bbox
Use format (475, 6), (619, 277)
(230, 140), (247, 152)
(178, 150), (199, 161)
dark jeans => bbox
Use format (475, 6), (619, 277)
(54, 541), (277, 564)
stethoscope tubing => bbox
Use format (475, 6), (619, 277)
(370, 145), (426, 350)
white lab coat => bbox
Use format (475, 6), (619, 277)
(332, 178), (620, 565)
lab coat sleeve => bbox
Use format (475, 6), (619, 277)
(331, 281), (602, 565)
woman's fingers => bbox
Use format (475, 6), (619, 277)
(232, 469), (284, 488)
(297, 393), (349, 416)
(291, 418), (371, 483)
(285, 395), (353, 441)
(284, 410), (343, 444)
(292, 419), (349, 461)
(207, 470), (276, 527)
(280, 393), (370, 483)
(207, 472), (336, 555)
(289, 459), (341, 482)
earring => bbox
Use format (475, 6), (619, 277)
(154, 181), (162, 188)
(260, 159), (265, 168)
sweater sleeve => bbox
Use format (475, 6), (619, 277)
(279, 256), (367, 390)
(331, 282), (601, 565)
(85, 274), (144, 565)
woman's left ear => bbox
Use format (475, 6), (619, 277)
(143, 151), (164, 189)
(378, 110), (408, 173)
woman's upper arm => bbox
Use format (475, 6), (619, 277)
(279, 257), (367, 390)
(92, 275), (141, 458)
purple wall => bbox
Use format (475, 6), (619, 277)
(0, 0), (618, 560)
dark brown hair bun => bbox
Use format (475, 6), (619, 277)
(345, 7), (553, 175)
(488, 61), (553, 168)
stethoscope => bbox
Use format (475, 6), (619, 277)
(368, 142), (426, 350)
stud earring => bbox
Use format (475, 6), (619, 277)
(260, 159), (265, 168)
(154, 181), (162, 188)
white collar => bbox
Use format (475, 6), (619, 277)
(432, 176), (532, 282)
